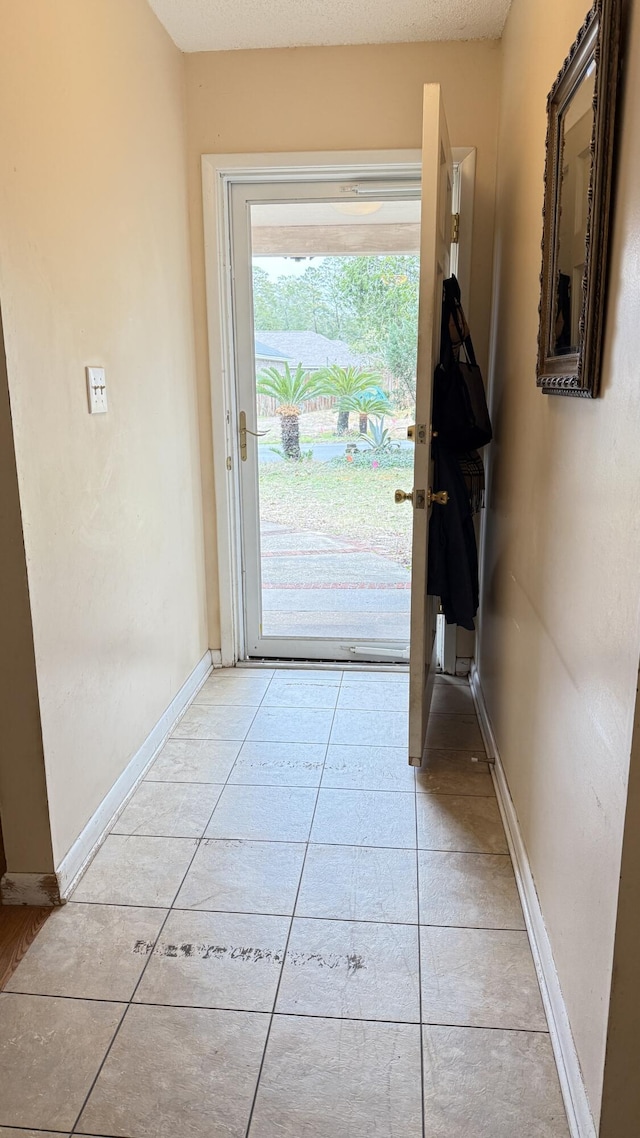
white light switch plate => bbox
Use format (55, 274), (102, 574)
(86, 366), (108, 414)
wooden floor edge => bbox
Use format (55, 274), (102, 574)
(0, 906), (51, 991)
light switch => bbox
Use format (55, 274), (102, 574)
(86, 366), (108, 414)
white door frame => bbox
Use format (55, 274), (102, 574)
(201, 148), (476, 666)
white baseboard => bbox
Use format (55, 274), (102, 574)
(471, 664), (595, 1138)
(469, 662), (496, 760)
(55, 650), (213, 899)
(210, 649), (222, 667)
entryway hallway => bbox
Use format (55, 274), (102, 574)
(0, 668), (569, 1136)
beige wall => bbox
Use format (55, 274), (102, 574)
(480, 0), (640, 1123)
(184, 40), (502, 646)
(0, 304), (54, 876)
(600, 670), (640, 1138)
(0, 0), (207, 867)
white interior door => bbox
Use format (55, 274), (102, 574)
(408, 85), (453, 764)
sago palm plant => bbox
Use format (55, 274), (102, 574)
(316, 365), (384, 434)
(256, 363), (323, 460)
(340, 388), (392, 435)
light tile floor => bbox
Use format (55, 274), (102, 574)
(0, 668), (571, 1137)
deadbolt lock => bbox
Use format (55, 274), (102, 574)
(407, 424), (438, 444)
(407, 423), (428, 444)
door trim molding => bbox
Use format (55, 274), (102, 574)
(201, 148), (475, 665)
(471, 662), (596, 1138)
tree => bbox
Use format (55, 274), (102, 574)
(316, 365), (384, 434)
(252, 254), (420, 403)
(340, 388), (392, 435)
(252, 260), (355, 338)
(301, 259), (357, 340)
(252, 268), (311, 331)
(256, 363), (323, 459)
(337, 256), (420, 400)
(252, 266), (282, 330)
(385, 320), (419, 404)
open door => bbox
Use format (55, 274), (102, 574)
(407, 85), (453, 765)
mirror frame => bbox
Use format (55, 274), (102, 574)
(537, 0), (621, 397)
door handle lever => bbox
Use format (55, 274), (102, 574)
(239, 410), (269, 461)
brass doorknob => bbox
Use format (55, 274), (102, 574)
(428, 488), (449, 506)
(395, 489), (413, 504)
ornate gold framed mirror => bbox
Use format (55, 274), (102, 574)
(537, 0), (621, 397)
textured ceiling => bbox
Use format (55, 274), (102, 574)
(147, 0), (512, 53)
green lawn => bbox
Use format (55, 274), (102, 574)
(258, 457), (414, 568)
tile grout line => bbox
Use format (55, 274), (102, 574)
(67, 692), (269, 1136)
(117, 788), (495, 807)
(242, 669), (344, 1138)
(162, 734), (486, 758)
(1, 990), (554, 1034)
(0, 1128), (69, 1136)
(69, 841), (511, 879)
(6, 910), (530, 993)
(107, 825), (500, 842)
(66, 1003), (128, 1135)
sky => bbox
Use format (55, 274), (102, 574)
(253, 255), (325, 280)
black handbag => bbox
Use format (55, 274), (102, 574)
(433, 277), (493, 453)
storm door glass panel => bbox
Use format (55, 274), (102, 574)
(248, 196), (420, 655)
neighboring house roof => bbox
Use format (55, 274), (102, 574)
(254, 330), (367, 369)
(254, 338), (290, 361)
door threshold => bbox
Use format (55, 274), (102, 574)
(237, 659), (409, 674)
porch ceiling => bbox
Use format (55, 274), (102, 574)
(251, 198), (421, 256)
(252, 224), (420, 256)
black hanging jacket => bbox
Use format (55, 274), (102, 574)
(426, 434), (479, 630)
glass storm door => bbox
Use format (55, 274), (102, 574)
(229, 176), (421, 662)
